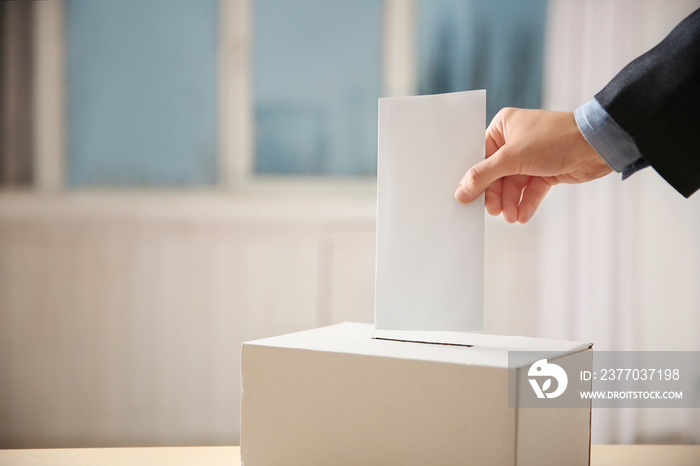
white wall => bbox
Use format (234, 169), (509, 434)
(0, 191), (377, 447)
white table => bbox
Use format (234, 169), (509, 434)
(1, 445), (699, 465)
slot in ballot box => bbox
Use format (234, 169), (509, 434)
(241, 322), (593, 466)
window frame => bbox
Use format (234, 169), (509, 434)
(31, 0), (416, 193)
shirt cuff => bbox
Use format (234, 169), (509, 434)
(574, 98), (649, 179)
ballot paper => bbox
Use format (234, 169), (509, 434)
(375, 90), (485, 331)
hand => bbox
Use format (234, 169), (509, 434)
(454, 108), (613, 223)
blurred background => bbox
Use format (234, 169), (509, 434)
(1, 0), (699, 449)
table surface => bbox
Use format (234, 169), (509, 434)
(1, 445), (699, 465)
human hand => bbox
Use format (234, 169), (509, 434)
(454, 108), (612, 223)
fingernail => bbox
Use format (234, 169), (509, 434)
(454, 183), (469, 203)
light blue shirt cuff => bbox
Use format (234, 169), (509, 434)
(574, 99), (649, 180)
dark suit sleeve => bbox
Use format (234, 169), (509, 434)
(595, 7), (700, 197)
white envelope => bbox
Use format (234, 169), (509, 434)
(375, 90), (485, 331)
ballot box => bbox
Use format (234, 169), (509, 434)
(241, 322), (593, 466)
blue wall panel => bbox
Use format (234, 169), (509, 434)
(418, 0), (546, 120)
(253, 0), (382, 175)
(67, 0), (218, 186)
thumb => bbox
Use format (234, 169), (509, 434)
(455, 150), (513, 203)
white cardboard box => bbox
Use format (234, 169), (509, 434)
(241, 322), (593, 466)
